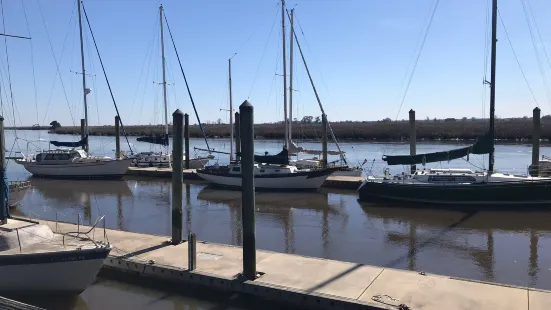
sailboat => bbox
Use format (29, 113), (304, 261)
(281, 9), (362, 177)
(15, 0), (132, 179)
(358, 0), (551, 207)
(130, 5), (213, 170)
(196, 1), (340, 191)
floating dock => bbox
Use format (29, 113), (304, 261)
(125, 167), (363, 190)
(45, 220), (551, 310)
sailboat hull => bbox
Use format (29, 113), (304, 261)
(358, 180), (551, 208)
(0, 247), (110, 295)
(16, 159), (132, 180)
(197, 168), (339, 191)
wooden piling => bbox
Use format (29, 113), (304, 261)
(115, 116), (120, 159)
(184, 113), (190, 170)
(171, 109), (184, 245)
(240, 101), (256, 280)
(235, 111), (241, 161)
(322, 114), (328, 169)
(0, 116), (6, 224)
(531, 107), (541, 176)
(409, 109), (416, 174)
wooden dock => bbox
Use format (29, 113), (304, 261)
(125, 167), (363, 190)
(45, 220), (551, 310)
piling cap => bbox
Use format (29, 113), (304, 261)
(534, 107), (541, 112)
(173, 109), (184, 116)
(409, 109), (415, 113)
(0, 116), (3, 121)
(240, 100), (253, 111)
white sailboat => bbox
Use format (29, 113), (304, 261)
(197, 1), (340, 191)
(131, 5), (213, 170)
(0, 217), (111, 294)
(15, 0), (131, 179)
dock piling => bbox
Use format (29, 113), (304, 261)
(184, 113), (190, 170)
(409, 109), (416, 174)
(115, 116), (120, 159)
(240, 100), (256, 280)
(171, 109), (184, 245)
(322, 114), (328, 169)
(0, 115), (6, 224)
(188, 232), (196, 271)
(235, 111), (241, 161)
(531, 107), (541, 176)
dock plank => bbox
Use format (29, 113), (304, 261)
(42, 220), (551, 310)
(359, 269), (528, 310)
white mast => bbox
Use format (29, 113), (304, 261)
(229, 58), (234, 161)
(281, 0), (288, 149)
(160, 5), (169, 154)
(77, 0), (89, 153)
(289, 8), (294, 145)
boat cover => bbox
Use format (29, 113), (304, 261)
(382, 131), (493, 165)
(50, 136), (88, 148)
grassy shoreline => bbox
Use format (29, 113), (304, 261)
(10, 118), (551, 143)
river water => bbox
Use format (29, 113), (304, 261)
(4, 130), (551, 308)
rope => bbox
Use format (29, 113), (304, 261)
(394, 0), (440, 120)
(498, 9), (540, 107)
(35, 0), (77, 128)
(163, 10), (211, 151)
(520, 0), (549, 111)
(3, 170), (8, 217)
(81, 1), (133, 155)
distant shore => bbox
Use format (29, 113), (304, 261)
(8, 118), (551, 143)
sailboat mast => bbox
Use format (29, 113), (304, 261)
(160, 5), (169, 153)
(281, 0), (288, 149)
(77, 0), (89, 153)
(229, 58), (234, 161)
(488, 0), (497, 173)
(289, 8), (294, 144)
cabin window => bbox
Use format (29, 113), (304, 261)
(44, 154), (55, 160)
(274, 169), (280, 172)
(232, 167), (241, 172)
(35, 154), (42, 162)
(260, 169), (265, 173)
(59, 153), (70, 160)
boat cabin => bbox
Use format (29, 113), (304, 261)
(228, 163), (299, 175)
(34, 149), (87, 164)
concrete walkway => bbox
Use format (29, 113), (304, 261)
(45, 220), (551, 310)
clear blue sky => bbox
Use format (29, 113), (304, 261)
(1, 0), (551, 127)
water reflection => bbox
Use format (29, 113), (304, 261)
(14, 178), (551, 290)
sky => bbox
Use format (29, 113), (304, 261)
(1, 0), (551, 127)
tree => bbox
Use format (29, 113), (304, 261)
(301, 116), (313, 124)
(217, 118), (222, 125)
(50, 120), (61, 129)
(462, 117), (468, 121)
(314, 116), (321, 123)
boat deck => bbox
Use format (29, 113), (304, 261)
(125, 167), (363, 189)
(41, 219), (551, 310)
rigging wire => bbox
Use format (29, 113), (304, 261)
(498, 9), (540, 107)
(81, 1), (133, 154)
(0, 0), (19, 141)
(35, 0), (77, 128)
(247, 6), (280, 100)
(19, 0), (39, 140)
(525, 0), (551, 85)
(163, 10), (211, 151)
(394, 0), (441, 120)
(520, 0), (551, 112)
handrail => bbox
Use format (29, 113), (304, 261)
(62, 214), (107, 248)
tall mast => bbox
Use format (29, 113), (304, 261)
(281, 0), (288, 149)
(77, 0), (89, 153)
(488, 0), (497, 173)
(229, 58), (234, 161)
(289, 8), (294, 145)
(160, 5), (169, 153)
